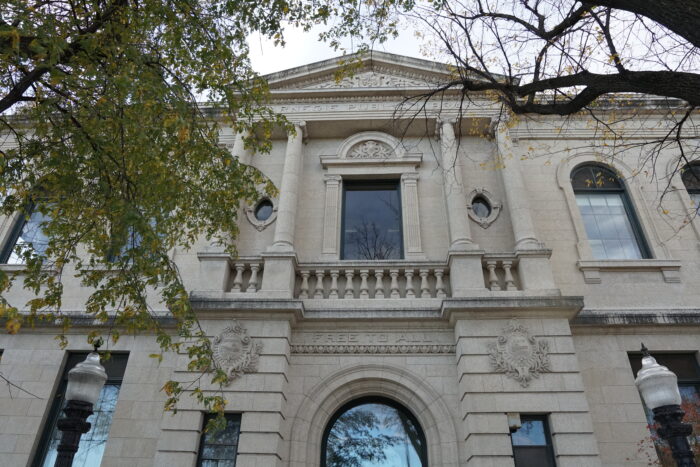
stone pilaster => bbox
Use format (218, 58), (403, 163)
(400, 172), (425, 259)
(440, 119), (486, 294)
(321, 174), (342, 259)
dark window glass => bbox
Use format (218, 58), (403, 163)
(322, 397), (427, 467)
(511, 415), (556, 467)
(342, 181), (402, 260)
(629, 353), (700, 465)
(254, 200), (273, 221)
(471, 196), (491, 218)
(571, 164), (650, 260)
(681, 164), (700, 214)
(35, 352), (129, 467)
(1, 207), (51, 264)
(197, 413), (242, 467)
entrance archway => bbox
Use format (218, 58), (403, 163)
(321, 396), (427, 467)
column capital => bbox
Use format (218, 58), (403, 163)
(400, 172), (419, 182)
(323, 174), (343, 184)
(288, 121), (307, 140)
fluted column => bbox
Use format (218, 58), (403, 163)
(270, 122), (305, 252)
(400, 173), (425, 259)
(322, 174), (343, 259)
(496, 121), (539, 250)
(440, 119), (477, 252)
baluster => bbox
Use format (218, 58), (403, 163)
(232, 263), (245, 292)
(502, 261), (517, 291)
(359, 269), (370, 299)
(374, 270), (385, 299)
(434, 269), (446, 298)
(344, 269), (355, 298)
(314, 270), (325, 298)
(299, 270), (310, 299)
(405, 269), (415, 298)
(245, 264), (260, 292)
(389, 269), (401, 298)
(419, 269), (431, 298)
(329, 270), (340, 299)
(486, 260), (501, 291)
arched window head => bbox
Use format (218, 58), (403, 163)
(322, 397), (427, 467)
(571, 164), (650, 260)
(681, 163), (700, 214)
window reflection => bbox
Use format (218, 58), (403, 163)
(41, 385), (121, 467)
(323, 399), (426, 467)
(510, 415), (556, 467)
(342, 181), (402, 260)
(197, 413), (241, 467)
(1, 208), (51, 264)
(571, 164), (649, 260)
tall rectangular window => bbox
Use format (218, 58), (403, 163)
(341, 180), (402, 260)
(629, 352), (700, 465)
(571, 164), (650, 260)
(197, 413), (242, 467)
(34, 352), (128, 467)
(0, 208), (51, 264)
(510, 415), (556, 467)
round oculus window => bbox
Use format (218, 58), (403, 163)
(471, 196), (491, 218)
(254, 200), (273, 221)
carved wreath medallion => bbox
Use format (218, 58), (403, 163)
(212, 321), (262, 385)
(488, 319), (550, 387)
(347, 140), (394, 159)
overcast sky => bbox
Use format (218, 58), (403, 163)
(248, 24), (426, 75)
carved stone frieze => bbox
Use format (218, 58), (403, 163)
(275, 67), (437, 90)
(488, 319), (550, 387)
(347, 140), (394, 159)
(292, 330), (454, 354)
(291, 344), (455, 354)
(212, 321), (262, 385)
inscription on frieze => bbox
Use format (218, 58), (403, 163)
(292, 331), (454, 354)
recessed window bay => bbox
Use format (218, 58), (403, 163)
(342, 181), (403, 260)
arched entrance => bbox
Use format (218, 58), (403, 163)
(321, 396), (428, 467)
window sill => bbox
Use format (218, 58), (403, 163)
(0, 264), (27, 272)
(577, 259), (681, 284)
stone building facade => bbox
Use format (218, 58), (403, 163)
(0, 52), (699, 467)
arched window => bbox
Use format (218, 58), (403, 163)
(571, 164), (650, 260)
(681, 163), (700, 214)
(322, 397), (427, 467)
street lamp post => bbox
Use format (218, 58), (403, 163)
(54, 343), (107, 467)
(634, 344), (697, 467)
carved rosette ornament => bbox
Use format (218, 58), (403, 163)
(488, 319), (550, 387)
(347, 140), (394, 159)
(212, 321), (262, 386)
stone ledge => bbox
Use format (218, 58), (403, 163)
(442, 296), (584, 322)
(577, 259), (681, 284)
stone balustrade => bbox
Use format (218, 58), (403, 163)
(295, 262), (450, 299)
(482, 254), (520, 291)
(229, 258), (263, 293)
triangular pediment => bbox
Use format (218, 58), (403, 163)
(265, 51), (451, 93)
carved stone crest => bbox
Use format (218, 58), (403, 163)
(347, 140), (394, 159)
(488, 319), (550, 387)
(212, 321), (262, 385)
